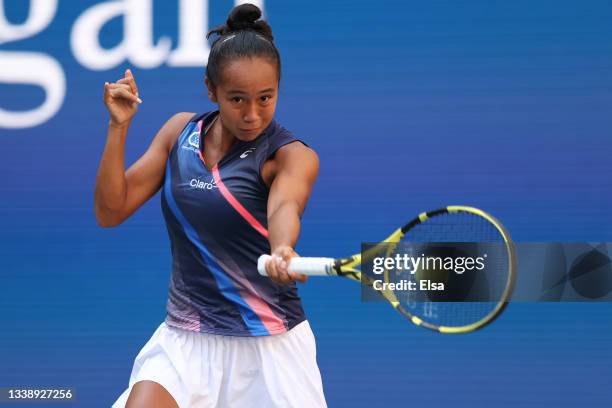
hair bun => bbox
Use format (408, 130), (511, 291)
(227, 3), (262, 31)
(206, 3), (274, 42)
(205, 3), (281, 88)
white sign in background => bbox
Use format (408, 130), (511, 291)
(0, 0), (264, 129)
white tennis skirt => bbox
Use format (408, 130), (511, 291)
(112, 320), (327, 408)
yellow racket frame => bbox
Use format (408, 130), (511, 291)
(332, 206), (516, 334)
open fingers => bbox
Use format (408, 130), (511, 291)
(115, 70), (139, 98)
(106, 83), (141, 104)
(124, 69), (139, 97)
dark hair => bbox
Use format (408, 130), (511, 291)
(206, 4), (281, 88)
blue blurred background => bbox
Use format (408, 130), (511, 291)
(1, 0), (611, 406)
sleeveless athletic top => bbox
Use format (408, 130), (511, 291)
(161, 111), (306, 336)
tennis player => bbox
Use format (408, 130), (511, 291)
(95, 4), (326, 407)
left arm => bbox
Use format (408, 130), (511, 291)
(264, 142), (319, 284)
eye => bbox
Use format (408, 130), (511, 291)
(260, 95), (272, 103)
(231, 96), (243, 103)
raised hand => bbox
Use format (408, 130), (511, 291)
(103, 68), (142, 127)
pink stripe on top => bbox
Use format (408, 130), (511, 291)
(196, 116), (268, 237)
(207, 244), (287, 334)
(239, 288), (287, 334)
(212, 165), (270, 239)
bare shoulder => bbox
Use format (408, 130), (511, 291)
(274, 141), (319, 167)
(262, 141), (318, 187)
(156, 112), (195, 153)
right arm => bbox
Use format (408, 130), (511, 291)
(94, 68), (193, 227)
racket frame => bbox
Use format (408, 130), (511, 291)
(333, 205), (517, 334)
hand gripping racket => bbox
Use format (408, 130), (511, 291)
(258, 206), (516, 333)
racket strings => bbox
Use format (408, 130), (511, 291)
(391, 211), (511, 329)
(403, 212), (503, 243)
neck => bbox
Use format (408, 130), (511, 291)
(208, 116), (236, 152)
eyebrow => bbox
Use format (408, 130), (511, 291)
(227, 88), (276, 95)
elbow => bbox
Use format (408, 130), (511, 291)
(94, 204), (122, 228)
(95, 212), (118, 228)
(96, 216), (118, 228)
(94, 188), (125, 228)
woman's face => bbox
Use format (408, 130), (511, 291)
(207, 57), (279, 141)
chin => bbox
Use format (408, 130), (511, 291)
(237, 128), (261, 140)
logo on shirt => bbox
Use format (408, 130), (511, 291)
(181, 131), (200, 153)
(240, 148), (256, 158)
(190, 177), (218, 190)
(188, 131), (200, 148)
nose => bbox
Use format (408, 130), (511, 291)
(242, 101), (258, 123)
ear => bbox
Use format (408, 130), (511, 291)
(204, 77), (217, 103)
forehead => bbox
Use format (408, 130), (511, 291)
(218, 57), (278, 91)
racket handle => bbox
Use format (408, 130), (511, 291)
(257, 255), (336, 277)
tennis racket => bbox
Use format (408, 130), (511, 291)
(257, 205), (516, 333)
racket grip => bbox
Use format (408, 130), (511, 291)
(257, 255), (336, 277)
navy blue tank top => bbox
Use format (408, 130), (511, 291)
(161, 111), (306, 336)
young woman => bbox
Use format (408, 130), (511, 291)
(95, 4), (326, 407)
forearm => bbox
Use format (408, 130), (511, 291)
(95, 122), (130, 212)
(267, 202), (301, 251)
